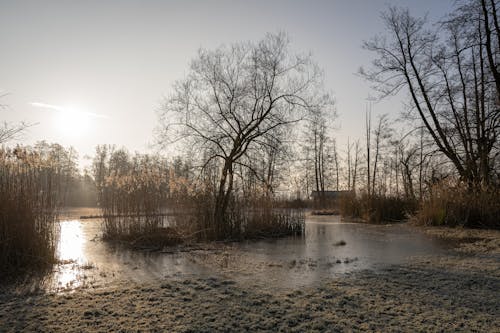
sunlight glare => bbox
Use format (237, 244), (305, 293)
(58, 220), (84, 263)
(55, 220), (86, 289)
(55, 106), (91, 138)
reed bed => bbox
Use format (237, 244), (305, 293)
(415, 183), (500, 229)
(340, 192), (417, 223)
(0, 145), (70, 278)
(172, 193), (305, 241)
(94, 150), (178, 245)
(94, 148), (304, 244)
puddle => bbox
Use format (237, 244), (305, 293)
(49, 209), (448, 292)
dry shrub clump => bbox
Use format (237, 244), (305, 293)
(340, 192), (417, 224)
(0, 144), (72, 277)
(416, 183), (500, 229)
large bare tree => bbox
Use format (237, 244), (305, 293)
(158, 33), (333, 237)
(361, 4), (500, 187)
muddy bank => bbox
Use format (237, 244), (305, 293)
(0, 226), (499, 332)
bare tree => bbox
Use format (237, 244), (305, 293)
(242, 128), (289, 197)
(0, 122), (28, 144)
(347, 138), (352, 191)
(361, 5), (500, 187)
(399, 143), (419, 199)
(332, 139), (340, 191)
(352, 139), (361, 193)
(365, 108), (372, 196)
(371, 114), (392, 194)
(480, 0), (500, 97)
(303, 105), (337, 203)
(158, 33), (333, 237)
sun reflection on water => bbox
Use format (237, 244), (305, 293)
(58, 220), (84, 262)
(55, 220), (87, 289)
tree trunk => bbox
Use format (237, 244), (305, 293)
(214, 159), (234, 239)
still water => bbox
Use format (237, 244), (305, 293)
(50, 209), (447, 292)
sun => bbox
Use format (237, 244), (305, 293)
(55, 106), (91, 138)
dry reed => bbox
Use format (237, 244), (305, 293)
(94, 150), (176, 245)
(340, 192), (417, 223)
(172, 192), (305, 241)
(415, 183), (500, 228)
(0, 145), (71, 278)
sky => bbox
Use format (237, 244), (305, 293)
(0, 0), (455, 168)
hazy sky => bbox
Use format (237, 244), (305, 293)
(0, 0), (454, 167)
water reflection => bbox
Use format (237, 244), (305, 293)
(58, 220), (84, 262)
(53, 220), (86, 290)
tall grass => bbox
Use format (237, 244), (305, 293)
(0, 145), (70, 278)
(415, 183), (500, 229)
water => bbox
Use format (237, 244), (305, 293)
(50, 209), (447, 292)
(52, 214), (209, 291)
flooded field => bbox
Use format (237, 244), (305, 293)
(50, 208), (448, 292)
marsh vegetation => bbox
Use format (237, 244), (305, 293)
(0, 143), (75, 278)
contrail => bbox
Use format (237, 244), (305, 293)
(30, 102), (109, 119)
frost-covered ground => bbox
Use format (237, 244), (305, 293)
(0, 226), (499, 332)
